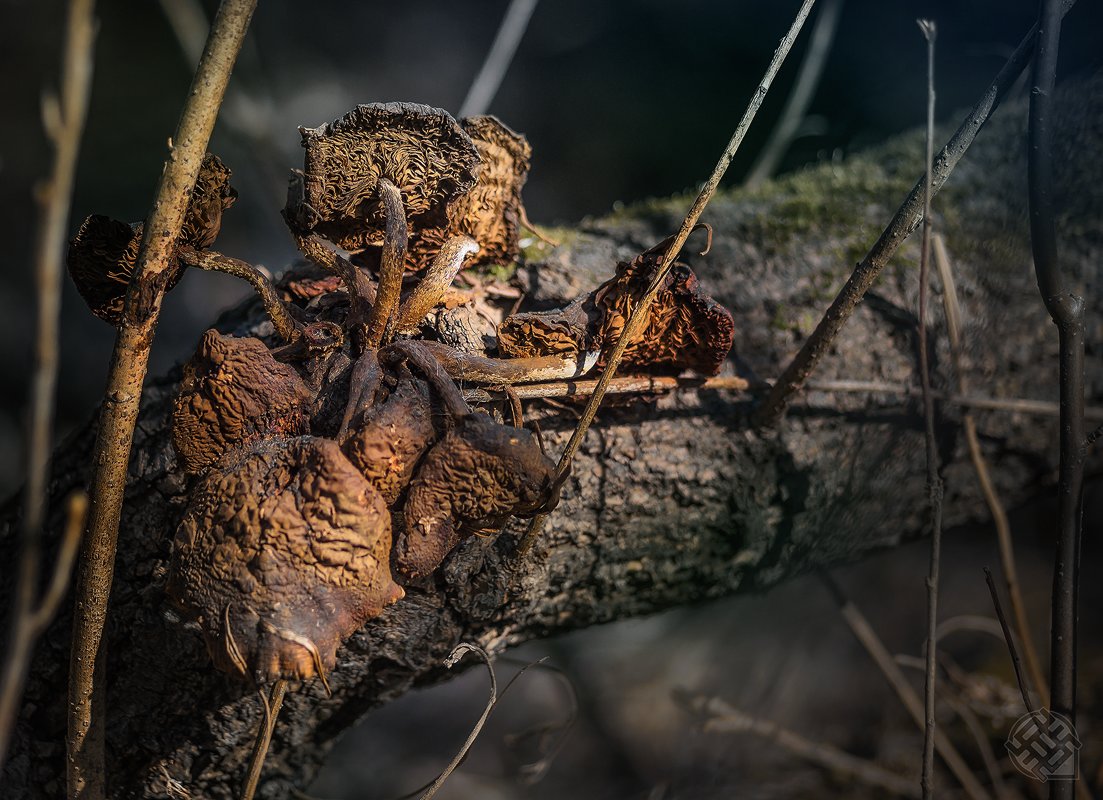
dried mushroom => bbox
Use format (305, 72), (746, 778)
(592, 234), (734, 376)
(289, 102), (481, 253)
(496, 232), (734, 376)
(66, 215), (147, 325)
(167, 436), (403, 684)
(408, 116), (532, 269)
(342, 367), (436, 506)
(396, 412), (559, 580)
(67, 154), (236, 325)
(173, 330), (313, 475)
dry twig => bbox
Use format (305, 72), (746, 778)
(0, 0), (96, 772)
(66, 2), (256, 796)
(915, 20), (942, 800)
(459, 0), (539, 118)
(753, 0), (1078, 428)
(820, 574), (992, 800)
(518, 0), (820, 557)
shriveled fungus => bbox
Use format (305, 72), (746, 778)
(407, 116), (532, 269)
(289, 102), (481, 253)
(67, 154), (237, 325)
(172, 330), (313, 475)
(167, 436), (402, 685)
(396, 411), (559, 580)
(497, 231), (734, 376)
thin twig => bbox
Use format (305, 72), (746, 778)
(66, 2), (256, 796)
(933, 234), (1049, 707)
(984, 568), (1036, 714)
(1028, 7), (1085, 800)
(241, 679), (287, 800)
(0, 492), (88, 768)
(819, 573), (992, 800)
(752, 0), (1079, 428)
(458, 0), (539, 118)
(419, 643), (497, 800)
(744, 0), (844, 186)
(683, 693), (921, 798)
(517, 0), (819, 558)
(0, 0), (96, 772)
(915, 20), (942, 800)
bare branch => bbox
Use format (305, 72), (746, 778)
(519, 0), (820, 557)
(66, 1), (257, 795)
(0, 0), (96, 772)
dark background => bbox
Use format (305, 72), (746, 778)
(3, 2), (1102, 797)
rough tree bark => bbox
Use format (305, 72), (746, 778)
(2, 78), (1101, 798)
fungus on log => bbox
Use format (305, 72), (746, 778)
(498, 231), (735, 376)
(167, 436), (403, 686)
(172, 330), (313, 475)
(396, 412), (559, 580)
(407, 115), (533, 269)
(66, 154), (237, 325)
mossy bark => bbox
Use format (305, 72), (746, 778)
(2, 78), (1101, 798)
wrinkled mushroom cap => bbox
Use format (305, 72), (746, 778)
(408, 115), (532, 269)
(66, 215), (146, 325)
(294, 102), (481, 252)
(342, 373), (437, 506)
(66, 154), (235, 325)
(396, 412), (557, 579)
(167, 436), (402, 683)
(172, 330), (314, 475)
(594, 255), (735, 376)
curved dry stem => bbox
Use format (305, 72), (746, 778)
(365, 178), (408, 348)
(67, 2), (256, 796)
(395, 235), (479, 332)
(379, 340), (470, 421)
(418, 340), (598, 385)
(338, 349), (382, 442)
(178, 246), (302, 342)
(241, 679), (286, 800)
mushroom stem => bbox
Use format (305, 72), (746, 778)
(395, 235), (479, 332)
(292, 233), (377, 339)
(177, 246), (303, 342)
(418, 340), (599, 384)
(379, 340), (470, 421)
(365, 178), (408, 348)
(338, 349), (382, 442)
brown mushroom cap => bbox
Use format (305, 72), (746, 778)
(396, 412), (558, 579)
(496, 235), (735, 376)
(167, 436), (402, 683)
(342, 369), (437, 506)
(408, 115), (532, 269)
(593, 249), (735, 376)
(66, 215), (146, 325)
(293, 102), (481, 253)
(172, 330), (314, 475)
(66, 154), (236, 325)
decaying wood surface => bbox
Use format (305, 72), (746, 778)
(1, 78), (1101, 798)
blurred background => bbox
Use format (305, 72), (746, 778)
(3, 1), (1103, 796)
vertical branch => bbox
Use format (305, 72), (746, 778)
(744, 0), (844, 186)
(752, 0), (1078, 429)
(933, 234), (1049, 707)
(915, 19), (942, 800)
(66, 2), (256, 797)
(1028, 4), (1084, 800)
(458, 0), (539, 118)
(0, 0), (96, 772)
(518, 0), (819, 557)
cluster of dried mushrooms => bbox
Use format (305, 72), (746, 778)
(66, 102), (735, 688)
